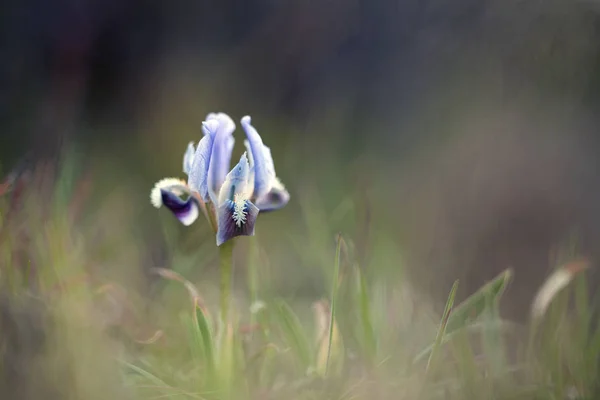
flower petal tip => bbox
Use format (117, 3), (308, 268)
(202, 119), (220, 136)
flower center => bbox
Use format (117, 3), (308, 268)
(232, 194), (247, 227)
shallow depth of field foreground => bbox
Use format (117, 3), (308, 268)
(1, 133), (599, 400)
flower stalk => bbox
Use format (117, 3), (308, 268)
(150, 112), (291, 322)
(219, 239), (235, 323)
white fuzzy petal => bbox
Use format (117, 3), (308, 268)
(150, 178), (188, 208)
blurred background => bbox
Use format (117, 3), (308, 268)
(3, 0), (600, 320)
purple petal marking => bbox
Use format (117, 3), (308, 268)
(240, 116), (275, 200)
(161, 189), (200, 226)
(216, 198), (259, 246)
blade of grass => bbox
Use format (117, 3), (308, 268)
(480, 299), (507, 380)
(356, 265), (377, 365)
(412, 319), (518, 364)
(121, 360), (207, 399)
(449, 328), (481, 398)
(426, 280), (459, 373)
(324, 234), (343, 376)
(445, 269), (512, 334)
(418, 280), (458, 399)
(274, 300), (313, 372)
(214, 320), (241, 397)
(192, 305), (216, 385)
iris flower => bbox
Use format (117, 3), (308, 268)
(150, 112), (290, 246)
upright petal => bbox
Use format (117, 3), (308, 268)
(151, 178), (200, 226)
(207, 113), (236, 195)
(188, 119), (219, 203)
(183, 142), (195, 175)
(255, 177), (290, 212)
(243, 139), (256, 192)
(242, 120), (289, 212)
(217, 153), (252, 206)
(241, 116), (275, 200)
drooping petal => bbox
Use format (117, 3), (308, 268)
(216, 197), (259, 246)
(255, 177), (290, 212)
(206, 113), (236, 196)
(217, 153), (252, 206)
(150, 178), (200, 226)
(188, 119), (219, 203)
(240, 116), (275, 200)
(183, 142), (195, 175)
(160, 190), (201, 226)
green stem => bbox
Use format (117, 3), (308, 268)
(248, 238), (259, 327)
(219, 240), (235, 323)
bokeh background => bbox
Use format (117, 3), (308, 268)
(3, 0), (600, 320)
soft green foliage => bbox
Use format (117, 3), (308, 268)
(1, 152), (599, 400)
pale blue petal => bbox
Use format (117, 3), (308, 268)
(218, 153), (252, 205)
(206, 112), (235, 128)
(244, 139), (256, 192)
(216, 198), (259, 246)
(183, 142), (195, 175)
(240, 116), (275, 200)
(243, 139), (255, 167)
(207, 113), (236, 196)
(188, 119), (219, 202)
(226, 136), (235, 158)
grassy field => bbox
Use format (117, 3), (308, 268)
(0, 141), (599, 400)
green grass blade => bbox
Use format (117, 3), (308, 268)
(215, 320), (241, 397)
(324, 234), (343, 375)
(52, 145), (83, 214)
(245, 343), (280, 387)
(445, 269), (512, 334)
(574, 272), (590, 345)
(121, 361), (171, 388)
(426, 280), (459, 373)
(480, 301), (507, 379)
(122, 360), (207, 399)
(193, 306), (216, 382)
(418, 280), (458, 399)
(274, 300), (313, 372)
(356, 266), (377, 364)
(412, 319), (517, 364)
